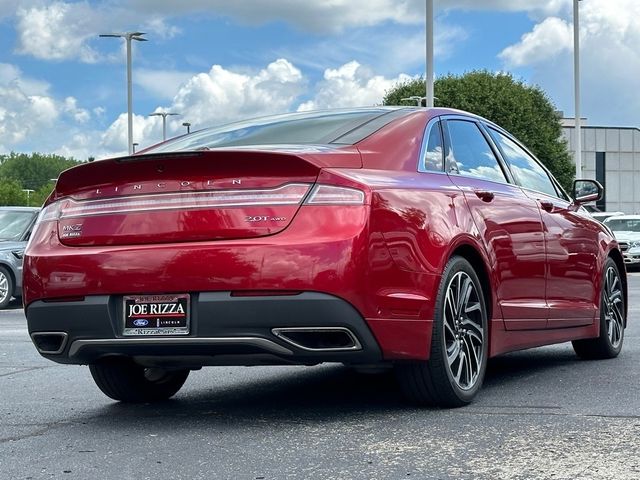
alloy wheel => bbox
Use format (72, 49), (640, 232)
(0, 271), (8, 305)
(443, 271), (485, 390)
(603, 266), (624, 349)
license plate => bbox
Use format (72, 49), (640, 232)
(123, 294), (190, 336)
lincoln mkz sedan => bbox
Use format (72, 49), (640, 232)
(24, 107), (627, 407)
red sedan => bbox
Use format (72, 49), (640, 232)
(24, 107), (627, 407)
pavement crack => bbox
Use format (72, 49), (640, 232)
(0, 366), (51, 378)
(0, 420), (71, 444)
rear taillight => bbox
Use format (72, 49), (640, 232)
(304, 185), (365, 205)
(36, 183), (312, 221)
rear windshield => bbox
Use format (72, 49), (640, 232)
(145, 108), (409, 153)
(605, 218), (640, 232)
(0, 210), (35, 241)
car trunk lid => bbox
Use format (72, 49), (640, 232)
(51, 148), (361, 246)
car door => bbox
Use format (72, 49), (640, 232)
(486, 126), (600, 328)
(442, 118), (548, 330)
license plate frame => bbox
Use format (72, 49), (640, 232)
(122, 294), (190, 336)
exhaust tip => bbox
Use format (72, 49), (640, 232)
(31, 332), (68, 355)
(272, 327), (361, 352)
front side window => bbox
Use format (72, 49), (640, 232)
(488, 128), (558, 198)
(421, 121), (444, 172)
(445, 120), (507, 183)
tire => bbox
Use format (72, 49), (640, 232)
(89, 358), (190, 403)
(0, 266), (14, 310)
(395, 256), (489, 408)
(572, 257), (625, 360)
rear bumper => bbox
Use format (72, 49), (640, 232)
(26, 292), (383, 366)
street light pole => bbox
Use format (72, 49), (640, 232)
(573, 0), (582, 180)
(401, 96), (426, 107)
(99, 32), (148, 155)
(426, 0), (434, 108)
(22, 189), (34, 207)
(182, 122), (191, 134)
(149, 112), (180, 141)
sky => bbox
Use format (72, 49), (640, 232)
(0, 0), (638, 160)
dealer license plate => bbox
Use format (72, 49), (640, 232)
(123, 294), (190, 336)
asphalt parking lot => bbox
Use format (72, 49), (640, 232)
(1, 272), (639, 480)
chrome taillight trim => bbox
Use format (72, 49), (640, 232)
(305, 185), (365, 205)
(41, 183), (312, 220)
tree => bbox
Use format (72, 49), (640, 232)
(0, 179), (28, 206)
(0, 152), (82, 206)
(383, 71), (575, 192)
(0, 152), (82, 192)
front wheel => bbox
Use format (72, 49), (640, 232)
(89, 358), (190, 403)
(572, 258), (625, 360)
(395, 256), (489, 408)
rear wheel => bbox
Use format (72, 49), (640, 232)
(0, 266), (14, 309)
(89, 358), (190, 403)
(395, 256), (488, 407)
(572, 258), (625, 360)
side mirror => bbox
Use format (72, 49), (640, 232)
(572, 179), (603, 205)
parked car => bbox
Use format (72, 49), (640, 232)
(24, 107), (627, 407)
(0, 207), (39, 309)
(591, 211), (624, 223)
(603, 215), (640, 267)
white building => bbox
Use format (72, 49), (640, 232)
(562, 118), (640, 214)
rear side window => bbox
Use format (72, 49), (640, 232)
(488, 128), (558, 198)
(420, 121), (444, 172)
(445, 120), (507, 183)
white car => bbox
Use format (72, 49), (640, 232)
(603, 215), (640, 266)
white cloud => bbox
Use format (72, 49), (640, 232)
(8, 0), (574, 65)
(13, 1), (182, 64)
(63, 97), (91, 124)
(15, 2), (101, 63)
(0, 63), (50, 96)
(129, 0), (571, 31)
(498, 0), (640, 126)
(499, 17), (572, 67)
(142, 16), (181, 40)
(0, 64), (93, 154)
(129, 0), (418, 32)
(97, 59), (305, 154)
(297, 61), (412, 111)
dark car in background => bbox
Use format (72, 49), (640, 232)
(0, 207), (40, 309)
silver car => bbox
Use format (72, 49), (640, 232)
(603, 215), (640, 267)
(0, 207), (40, 308)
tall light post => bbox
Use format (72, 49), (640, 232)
(573, 0), (583, 180)
(99, 32), (148, 155)
(426, 0), (434, 108)
(182, 122), (191, 134)
(22, 189), (34, 207)
(149, 112), (180, 141)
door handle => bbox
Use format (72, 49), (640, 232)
(474, 190), (495, 202)
(539, 200), (554, 212)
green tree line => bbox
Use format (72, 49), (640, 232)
(0, 152), (82, 207)
(383, 70), (575, 192)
